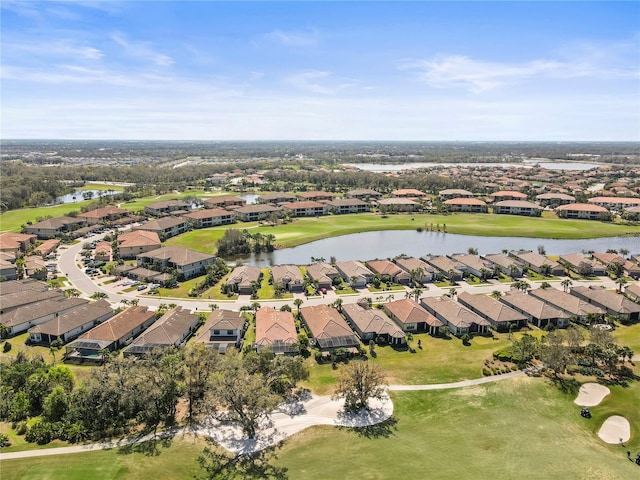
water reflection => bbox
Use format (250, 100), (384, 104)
(236, 230), (639, 267)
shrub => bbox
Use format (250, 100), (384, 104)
(2, 342), (11, 353)
(482, 368), (491, 376)
(0, 433), (10, 448)
(25, 420), (54, 445)
(15, 421), (27, 435)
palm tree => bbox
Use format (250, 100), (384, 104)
(615, 277), (628, 293)
(293, 298), (304, 315)
(332, 298), (343, 312)
(209, 303), (219, 311)
(251, 301), (261, 315)
(490, 290), (502, 299)
(561, 278), (573, 293)
(64, 288), (81, 298)
(90, 291), (108, 299)
(540, 264), (552, 277)
(410, 287), (424, 302)
(619, 248), (629, 259)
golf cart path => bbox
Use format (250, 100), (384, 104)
(0, 371), (522, 461)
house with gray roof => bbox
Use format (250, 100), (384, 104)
(0, 297), (88, 337)
(493, 200), (542, 217)
(144, 200), (191, 216)
(450, 254), (495, 279)
(393, 257), (434, 283)
(234, 204), (282, 222)
(457, 292), (527, 332)
(529, 288), (605, 324)
(510, 251), (565, 276)
(570, 286), (640, 322)
(342, 303), (405, 346)
(24, 216), (84, 239)
(137, 246), (216, 279)
(134, 216), (188, 239)
(123, 307), (200, 356)
(366, 259), (411, 284)
(346, 189), (382, 201)
(383, 298), (443, 335)
(28, 299), (114, 346)
(335, 261), (374, 288)
(625, 282), (640, 302)
(482, 253), (523, 278)
(424, 255), (464, 281)
(194, 309), (246, 353)
(271, 264), (305, 292)
(559, 253), (606, 276)
(326, 198), (370, 214)
(420, 296), (490, 336)
(498, 290), (570, 329)
(65, 306), (156, 360)
(300, 304), (359, 352)
(280, 201), (327, 217)
(305, 262), (340, 290)
(226, 265), (262, 294)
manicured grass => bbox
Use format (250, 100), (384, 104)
(0, 202), (94, 233)
(0, 435), (207, 480)
(613, 323), (640, 352)
(82, 183), (125, 191)
(275, 377), (638, 480)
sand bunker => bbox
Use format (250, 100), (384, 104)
(574, 383), (610, 406)
(597, 416), (631, 444)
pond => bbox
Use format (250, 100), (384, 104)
(236, 194), (260, 204)
(237, 230), (639, 267)
(52, 189), (119, 205)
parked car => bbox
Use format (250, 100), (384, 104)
(137, 284), (147, 291)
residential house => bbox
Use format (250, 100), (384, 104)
(24, 256), (48, 280)
(0, 286), (62, 314)
(184, 208), (236, 228)
(226, 265), (262, 294)
(424, 255), (464, 281)
(570, 286), (640, 322)
(439, 189), (474, 200)
(280, 201), (327, 217)
(24, 216), (83, 239)
(123, 307), (200, 356)
(94, 241), (112, 263)
(346, 189), (382, 201)
(392, 188), (427, 199)
(117, 230), (162, 259)
(305, 262), (340, 290)
(591, 252), (640, 279)
(342, 303), (406, 345)
(255, 307), (298, 354)
(0, 255), (17, 280)
(420, 296), (490, 336)
(256, 193), (297, 204)
(78, 207), (128, 225)
(559, 253), (606, 276)
(134, 216), (188, 239)
(144, 200), (191, 216)
(335, 261), (374, 288)
(489, 191), (528, 203)
(588, 197), (640, 210)
(384, 298), (443, 334)
(377, 197), (420, 212)
(444, 198), (488, 213)
(510, 251), (565, 275)
(493, 200), (542, 217)
(0, 297), (88, 337)
(624, 283), (640, 302)
(481, 253), (523, 278)
(28, 299), (114, 345)
(498, 290), (570, 328)
(0, 232), (37, 257)
(393, 257), (434, 283)
(555, 203), (609, 220)
(65, 306), (156, 360)
(366, 259), (411, 284)
(204, 195), (246, 209)
(270, 264), (305, 292)
(299, 304), (360, 352)
(194, 309), (246, 353)
(450, 254), (494, 279)
(529, 288), (605, 324)
(33, 239), (60, 257)
(123, 267), (173, 285)
(137, 246), (216, 279)
(536, 193), (576, 207)
(234, 204), (282, 222)
(297, 191), (335, 202)
(623, 206), (640, 220)
(457, 292), (527, 332)
(326, 198), (370, 214)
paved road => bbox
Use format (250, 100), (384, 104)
(388, 370), (524, 391)
(57, 234), (621, 312)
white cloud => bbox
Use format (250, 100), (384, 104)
(286, 70), (358, 95)
(6, 40), (103, 60)
(265, 29), (319, 47)
(401, 50), (639, 93)
(111, 32), (174, 67)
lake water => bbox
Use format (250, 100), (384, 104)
(237, 194), (260, 204)
(238, 230), (639, 267)
(53, 189), (119, 204)
(343, 161), (599, 172)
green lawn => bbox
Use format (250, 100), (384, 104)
(4, 377), (637, 480)
(0, 202), (95, 232)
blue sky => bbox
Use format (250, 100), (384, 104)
(2, 1), (639, 141)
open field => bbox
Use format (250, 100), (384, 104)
(0, 201), (95, 233)
(2, 376), (637, 480)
